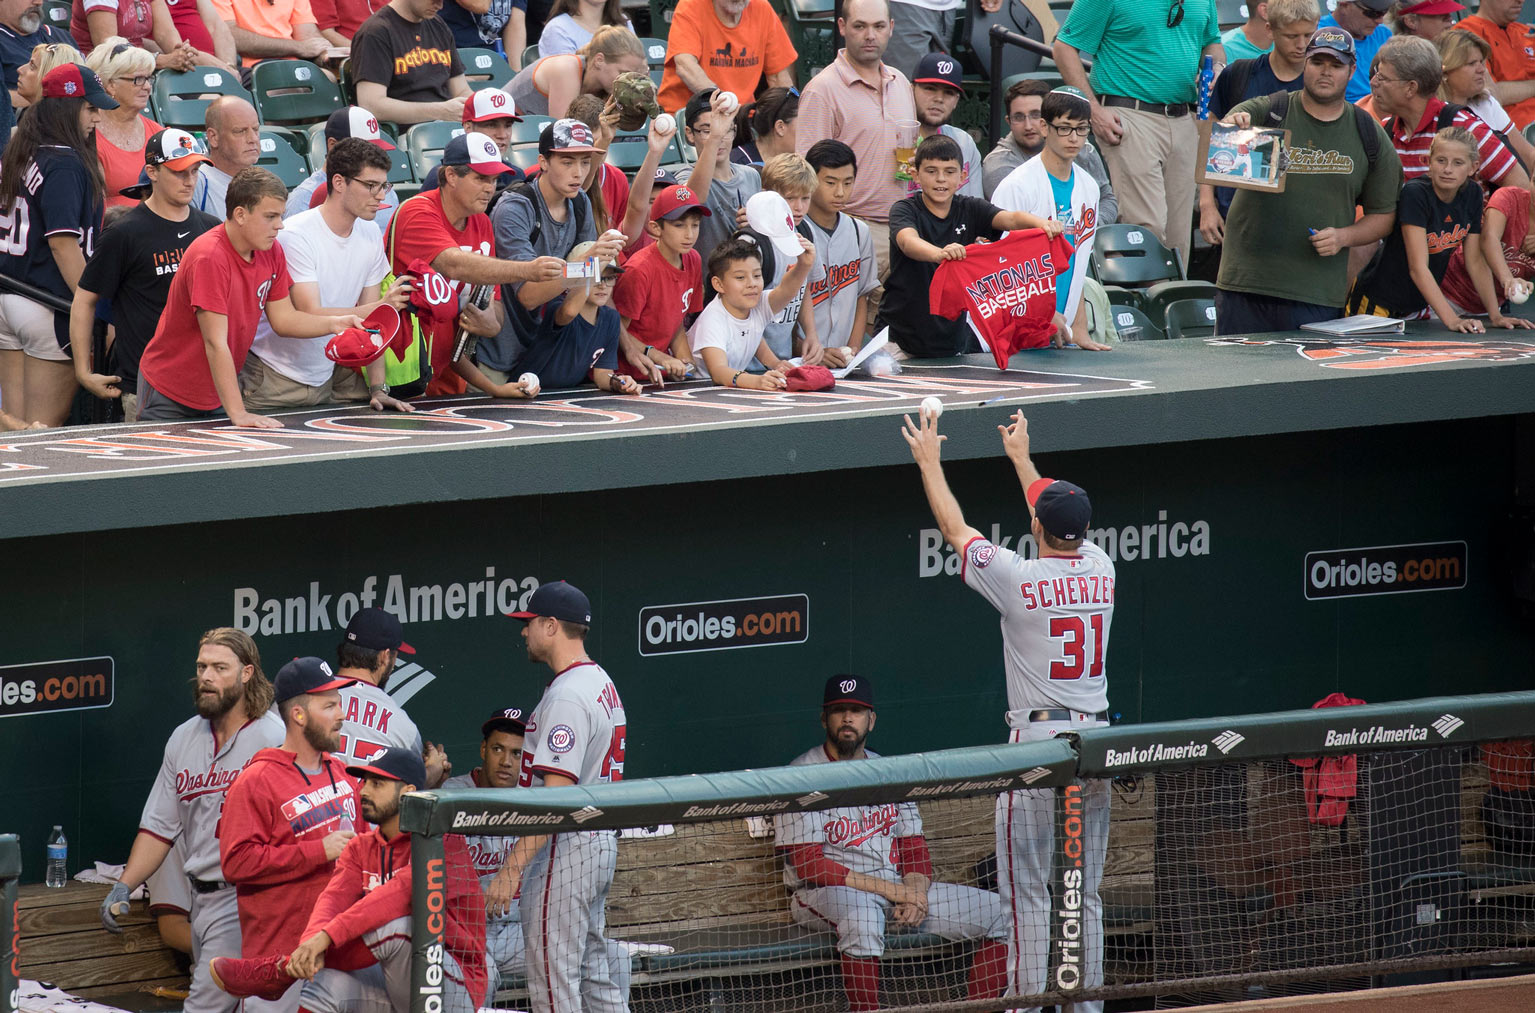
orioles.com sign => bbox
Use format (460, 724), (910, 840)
(638, 595), (810, 656)
(0, 657), (115, 719)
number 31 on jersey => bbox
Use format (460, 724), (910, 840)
(1050, 614), (1105, 680)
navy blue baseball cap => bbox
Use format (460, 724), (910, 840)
(482, 706), (529, 738)
(824, 674), (874, 709)
(912, 52), (963, 92)
(344, 607), (414, 654)
(345, 746), (427, 788)
(274, 656), (353, 703)
(1026, 478), (1092, 541)
(120, 167), (153, 200)
(508, 581), (593, 625)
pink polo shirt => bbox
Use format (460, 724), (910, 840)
(794, 50), (916, 224)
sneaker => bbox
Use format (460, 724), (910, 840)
(208, 955), (295, 1000)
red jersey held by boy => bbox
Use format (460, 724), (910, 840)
(137, 226), (293, 410)
(930, 229), (1074, 368)
(304, 828), (486, 1003)
(385, 190), (497, 396)
(610, 242), (703, 377)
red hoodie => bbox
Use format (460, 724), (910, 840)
(304, 828), (487, 1004)
(218, 747), (360, 957)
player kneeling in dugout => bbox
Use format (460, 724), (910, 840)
(209, 748), (488, 1013)
(775, 675), (1010, 1012)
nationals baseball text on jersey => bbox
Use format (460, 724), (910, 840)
(962, 252), (1065, 319)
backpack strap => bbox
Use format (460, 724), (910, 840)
(1350, 104), (1380, 171)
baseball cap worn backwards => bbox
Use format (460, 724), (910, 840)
(824, 674), (875, 710)
(344, 606), (414, 654)
(273, 656), (353, 704)
(508, 581), (593, 624)
(325, 106), (394, 149)
(145, 129), (211, 171)
(1026, 478), (1092, 541)
(1305, 26), (1356, 64)
(345, 746), (427, 788)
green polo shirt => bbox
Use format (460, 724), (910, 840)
(1057, 0), (1222, 105)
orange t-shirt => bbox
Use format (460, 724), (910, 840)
(210, 0), (320, 66)
(657, 0), (797, 113)
(97, 115), (162, 209)
(1456, 15), (1535, 129)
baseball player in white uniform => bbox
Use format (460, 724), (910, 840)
(333, 607), (450, 786)
(492, 582), (630, 1013)
(903, 409), (1114, 1013)
(990, 86), (1110, 353)
(444, 707), (637, 1001)
(776, 675), (1010, 1012)
(100, 628), (284, 1013)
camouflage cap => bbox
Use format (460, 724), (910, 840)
(613, 71), (661, 132)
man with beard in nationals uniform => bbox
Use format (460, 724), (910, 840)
(492, 581), (630, 1013)
(99, 628), (283, 1013)
(902, 408), (1114, 1013)
(775, 675), (1010, 1012)
(333, 607), (450, 786)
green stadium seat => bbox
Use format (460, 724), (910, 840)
(966, 0), (1046, 80)
(338, 58), (357, 106)
(249, 59), (344, 125)
(1143, 281), (1218, 332)
(403, 120), (465, 180)
(640, 37), (668, 69)
(257, 128), (311, 189)
(1217, 0), (1251, 29)
(1162, 297), (1218, 340)
(506, 146), (540, 172)
(649, 67), (663, 88)
(306, 122), (414, 183)
(512, 115), (554, 145)
(1089, 224), (1186, 287)
(41, 0), (70, 29)
(521, 44), (540, 67)
(603, 137), (652, 172)
(151, 67), (251, 131)
(461, 48), (514, 91)
(1108, 304), (1164, 341)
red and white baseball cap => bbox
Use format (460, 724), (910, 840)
(144, 129), (211, 171)
(324, 106), (395, 150)
(463, 88), (522, 124)
(442, 131), (513, 176)
(1399, 0), (1464, 13)
(650, 184), (711, 222)
(325, 305), (409, 368)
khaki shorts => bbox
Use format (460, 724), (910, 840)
(239, 353), (370, 410)
(121, 390), (139, 423)
(0, 294), (68, 362)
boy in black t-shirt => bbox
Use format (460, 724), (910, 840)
(877, 135), (1060, 359)
(70, 130), (222, 423)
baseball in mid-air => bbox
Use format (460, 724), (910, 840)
(921, 396), (943, 420)
(654, 112), (676, 135)
(519, 372), (541, 396)
(1512, 281), (1531, 305)
(717, 90), (738, 114)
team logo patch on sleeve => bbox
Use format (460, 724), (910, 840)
(547, 724), (576, 754)
(970, 542), (997, 569)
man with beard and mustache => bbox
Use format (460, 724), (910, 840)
(0, 0), (74, 113)
(99, 628), (283, 1013)
(773, 675), (1009, 1012)
(210, 747), (487, 1013)
(215, 657), (360, 1013)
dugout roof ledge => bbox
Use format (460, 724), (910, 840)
(2, 332), (1533, 540)
(400, 739), (1078, 836)
(1071, 689), (1535, 777)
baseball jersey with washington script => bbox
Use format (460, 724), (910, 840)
(961, 536), (1114, 722)
(775, 745), (923, 888)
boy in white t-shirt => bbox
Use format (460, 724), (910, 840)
(244, 139), (415, 411)
(688, 234), (815, 390)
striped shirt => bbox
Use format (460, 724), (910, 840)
(794, 52), (918, 223)
(1388, 98), (1520, 189)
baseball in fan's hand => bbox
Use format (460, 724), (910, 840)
(654, 113), (675, 136)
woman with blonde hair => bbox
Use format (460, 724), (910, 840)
(1437, 27), (1535, 171)
(539, 0), (634, 56)
(506, 24), (646, 117)
(86, 38), (163, 207)
(14, 42), (86, 106)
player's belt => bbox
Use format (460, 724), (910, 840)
(1027, 709), (1108, 723)
(1100, 95), (1191, 118)
(188, 875), (230, 893)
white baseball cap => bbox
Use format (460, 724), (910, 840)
(745, 190), (802, 260)
(463, 88), (522, 124)
(325, 106), (395, 150)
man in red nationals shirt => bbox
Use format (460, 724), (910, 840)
(384, 131), (565, 397)
(135, 167), (367, 427)
(217, 657), (359, 1013)
(211, 747), (487, 1012)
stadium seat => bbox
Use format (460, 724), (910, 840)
(967, 0), (1046, 79)
(640, 37), (668, 69)
(306, 121), (414, 183)
(512, 115), (554, 145)
(1089, 224), (1216, 317)
(521, 44), (540, 67)
(1163, 298), (1218, 340)
(337, 58), (357, 105)
(461, 48), (514, 91)
(41, 0), (69, 28)
(1217, 0), (1251, 30)
(604, 137), (652, 172)
(250, 59), (344, 125)
(650, 67), (663, 87)
(1109, 304), (1164, 341)
(506, 146), (540, 172)
(151, 67), (251, 131)
(404, 121), (465, 180)
(1525, 121), (1535, 149)
(257, 128), (312, 189)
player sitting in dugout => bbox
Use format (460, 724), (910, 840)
(775, 675), (1009, 1012)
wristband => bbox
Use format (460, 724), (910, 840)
(731, 370), (745, 387)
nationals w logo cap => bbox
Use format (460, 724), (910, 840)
(823, 674), (874, 709)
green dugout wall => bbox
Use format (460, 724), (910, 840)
(1, 343), (1532, 881)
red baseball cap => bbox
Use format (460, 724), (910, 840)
(406, 258), (459, 321)
(650, 184), (712, 222)
(41, 65), (118, 108)
(1399, 0), (1464, 13)
(463, 88), (522, 124)
(325, 305), (408, 368)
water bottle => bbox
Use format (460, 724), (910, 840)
(45, 826), (67, 888)
(1196, 55), (1215, 121)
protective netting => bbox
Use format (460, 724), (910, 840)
(415, 737), (1535, 1012)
